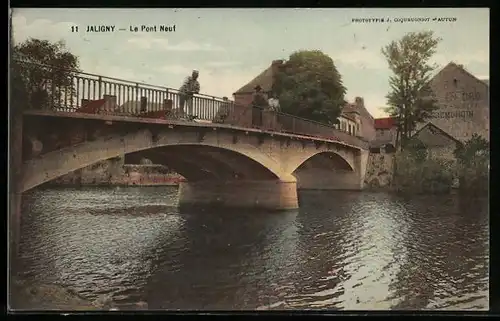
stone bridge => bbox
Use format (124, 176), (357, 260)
(14, 110), (369, 211)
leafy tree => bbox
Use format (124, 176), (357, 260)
(272, 50), (346, 125)
(11, 38), (80, 111)
(381, 31), (442, 149)
(454, 134), (489, 166)
(405, 137), (428, 163)
(453, 134), (489, 194)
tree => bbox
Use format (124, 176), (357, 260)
(272, 50), (346, 125)
(11, 38), (80, 111)
(381, 31), (442, 150)
(453, 134), (489, 166)
(453, 134), (489, 194)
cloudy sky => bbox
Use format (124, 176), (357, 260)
(11, 8), (489, 118)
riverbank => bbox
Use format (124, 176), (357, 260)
(10, 278), (99, 310)
(10, 276), (151, 311)
(51, 163), (185, 187)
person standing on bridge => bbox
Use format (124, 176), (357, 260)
(267, 91), (280, 130)
(251, 85), (267, 128)
(178, 70), (200, 120)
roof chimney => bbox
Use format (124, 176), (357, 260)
(271, 59), (284, 74)
(354, 97), (364, 108)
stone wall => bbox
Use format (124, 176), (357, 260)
(51, 158), (184, 187)
(364, 151), (394, 189)
(419, 63), (489, 142)
(375, 127), (398, 145)
(427, 144), (456, 161)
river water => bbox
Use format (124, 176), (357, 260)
(14, 186), (489, 310)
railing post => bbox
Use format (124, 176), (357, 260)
(212, 97), (216, 121)
(135, 83), (139, 114)
(165, 89), (169, 110)
(98, 76), (102, 98)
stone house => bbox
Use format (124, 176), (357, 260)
(411, 123), (463, 165)
(233, 60), (284, 106)
(374, 117), (397, 144)
(342, 97), (376, 141)
(369, 116), (399, 152)
(334, 113), (360, 136)
(416, 61), (489, 143)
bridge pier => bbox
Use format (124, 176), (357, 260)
(178, 180), (299, 211)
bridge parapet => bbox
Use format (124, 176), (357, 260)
(12, 59), (367, 149)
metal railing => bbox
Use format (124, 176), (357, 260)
(11, 60), (368, 148)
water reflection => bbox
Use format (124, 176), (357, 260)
(14, 187), (488, 310)
(146, 208), (300, 310)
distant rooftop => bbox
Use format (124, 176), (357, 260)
(233, 60), (284, 95)
(374, 117), (396, 130)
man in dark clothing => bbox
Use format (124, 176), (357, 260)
(179, 70), (200, 120)
(251, 85), (267, 128)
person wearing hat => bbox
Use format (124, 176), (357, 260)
(178, 70), (200, 120)
(251, 85), (267, 128)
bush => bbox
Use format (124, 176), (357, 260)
(393, 149), (455, 195)
(454, 134), (489, 195)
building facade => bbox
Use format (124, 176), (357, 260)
(342, 97), (376, 141)
(418, 62), (489, 142)
(369, 62), (489, 153)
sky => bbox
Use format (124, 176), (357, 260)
(11, 8), (489, 118)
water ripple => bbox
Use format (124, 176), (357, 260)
(14, 188), (488, 310)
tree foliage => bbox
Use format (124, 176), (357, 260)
(272, 50), (346, 125)
(453, 134), (489, 166)
(11, 38), (80, 111)
(453, 134), (489, 194)
(381, 31), (442, 149)
(405, 137), (428, 163)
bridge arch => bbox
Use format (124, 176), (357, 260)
(21, 129), (295, 192)
(125, 144), (281, 181)
(289, 150), (355, 174)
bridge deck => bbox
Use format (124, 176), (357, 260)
(23, 110), (368, 150)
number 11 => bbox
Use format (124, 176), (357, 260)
(71, 26), (79, 32)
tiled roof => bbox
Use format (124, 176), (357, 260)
(233, 60), (284, 95)
(434, 62), (489, 90)
(411, 122), (462, 146)
(340, 113), (356, 121)
(343, 101), (374, 125)
(342, 103), (358, 114)
(374, 117), (396, 130)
